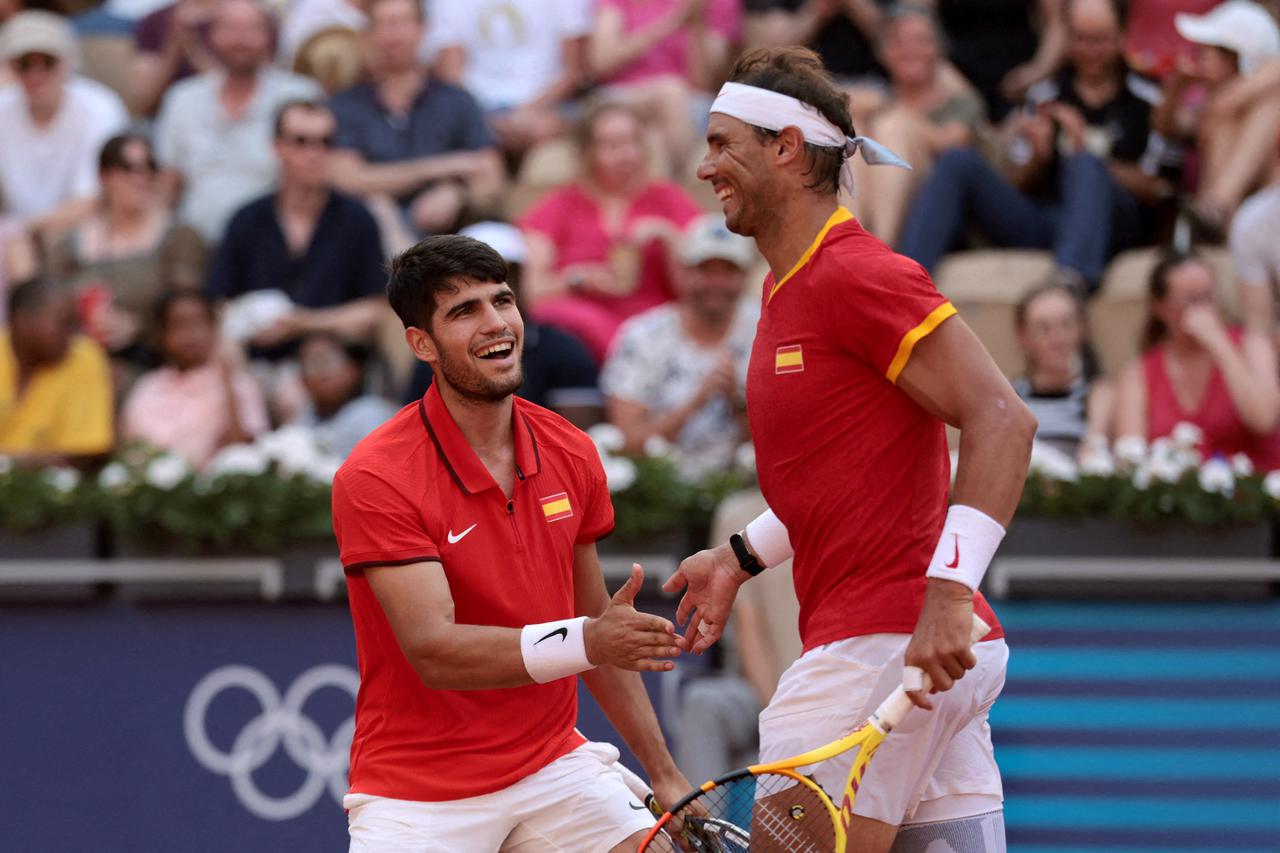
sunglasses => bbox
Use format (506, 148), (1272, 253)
(110, 159), (157, 175)
(13, 53), (59, 73)
(281, 133), (335, 149)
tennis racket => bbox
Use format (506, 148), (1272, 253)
(637, 614), (990, 853)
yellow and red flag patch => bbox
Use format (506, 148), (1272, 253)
(541, 492), (573, 523)
(775, 344), (804, 374)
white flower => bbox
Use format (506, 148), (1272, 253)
(145, 454), (191, 490)
(1171, 421), (1204, 450)
(1131, 464), (1152, 490)
(734, 442), (756, 473)
(1263, 470), (1280, 500)
(587, 423), (625, 455)
(603, 456), (637, 492)
(97, 462), (132, 491)
(1114, 435), (1148, 467)
(1078, 446), (1115, 477)
(1029, 441), (1079, 482)
(1198, 458), (1235, 496)
(258, 426), (326, 475)
(0, 455), (12, 476)
(42, 467), (80, 493)
(643, 435), (674, 459)
(1231, 453), (1254, 478)
(208, 444), (269, 477)
(304, 455), (342, 484)
(1149, 450), (1189, 484)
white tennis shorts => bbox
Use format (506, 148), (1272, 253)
(345, 741), (655, 853)
(757, 633), (1009, 827)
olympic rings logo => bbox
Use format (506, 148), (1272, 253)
(184, 664), (358, 821)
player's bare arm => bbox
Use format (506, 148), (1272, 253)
(364, 557), (683, 691)
(574, 545), (693, 810)
(894, 314), (1036, 709)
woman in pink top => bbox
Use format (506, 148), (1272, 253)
(1116, 251), (1280, 469)
(520, 101), (702, 362)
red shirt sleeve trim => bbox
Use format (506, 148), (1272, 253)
(576, 523), (616, 545)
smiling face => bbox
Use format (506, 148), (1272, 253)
(1017, 288), (1083, 379)
(697, 113), (778, 237)
(881, 12), (941, 89)
(414, 278), (524, 403)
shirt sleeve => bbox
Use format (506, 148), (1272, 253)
(232, 371), (270, 438)
(332, 464), (440, 571)
(328, 90), (363, 152)
(205, 213), (247, 299)
(1230, 196), (1273, 287)
(449, 87), (497, 151)
(57, 339), (114, 454)
(348, 202), (387, 300)
(707, 0), (743, 40)
(574, 441), (615, 544)
(823, 251), (954, 383)
(518, 191), (567, 241)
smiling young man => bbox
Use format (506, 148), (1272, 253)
(330, 235), (690, 852)
(664, 48), (1036, 852)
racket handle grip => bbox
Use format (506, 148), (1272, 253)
(873, 614), (991, 733)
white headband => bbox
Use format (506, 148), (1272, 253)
(709, 81), (911, 196)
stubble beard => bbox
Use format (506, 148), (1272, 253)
(435, 345), (523, 404)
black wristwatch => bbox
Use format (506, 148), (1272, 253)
(729, 532), (766, 577)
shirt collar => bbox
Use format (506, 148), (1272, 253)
(418, 381), (541, 494)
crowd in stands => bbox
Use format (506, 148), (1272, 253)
(2, 0), (1280, 788)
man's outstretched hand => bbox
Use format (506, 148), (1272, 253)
(585, 564), (687, 672)
(663, 544), (748, 655)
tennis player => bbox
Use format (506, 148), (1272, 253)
(665, 48), (1037, 853)
(331, 235), (691, 852)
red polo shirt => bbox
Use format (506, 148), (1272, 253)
(331, 382), (614, 801)
(747, 208), (1002, 653)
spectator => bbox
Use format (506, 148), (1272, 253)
(127, 0), (220, 116)
(46, 133), (206, 370)
(0, 11), (129, 244)
(431, 0), (590, 162)
(589, 0), (741, 166)
(1157, 2), (1280, 237)
(897, 0), (1170, 293)
(404, 221), (602, 428)
(122, 290), (268, 468)
(520, 101), (702, 362)
(328, 0), (504, 238)
(207, 100), (386, 360)
(1115, 251), (1280, 469)
(1230, 178), (1280, 342)
(278, 0), (366, 70)
(600, 213), (758, 479)
(743, 0), (889, 90)
(0, 278), (113, 461)
(849, 3), (987, 246)
(1013, 279), (1113, 457)
(153, 0), (323, 244)
(293, 332), (396, 458)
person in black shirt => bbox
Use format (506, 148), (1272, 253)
(898, 0), (1174, 292)
(207, 99), (387, 361)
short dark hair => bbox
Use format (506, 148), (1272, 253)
(573, 99), (645, 152)
(8, 277), (64, 321)
(273, 98), (330, 138)
(155, 289), (217, 330)
(386, 235), (509, 329)
(99, 132), (155, 174)
(1015, 279), (1085, 330)
(727, 47), (855, 196)
(300, 329), (370, 369)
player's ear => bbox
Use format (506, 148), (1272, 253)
(405, 326), (439, 365)
(774, 126), (807, 167)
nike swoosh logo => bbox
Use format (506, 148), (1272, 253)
(628, 801), (646, 810)
(945, 534), (960, 569)
(447, 523), (477, 544)
(535, 627), (568, 644)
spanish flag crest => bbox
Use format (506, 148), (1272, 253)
(775, 344), (804, 374)
(541, 492), (573, 523)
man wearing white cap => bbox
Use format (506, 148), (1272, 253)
(0, 11), (128, 240)
(665, 46), (1035, 852)
(601, 213), (759, 480)
(1165, 0), (1280, 232)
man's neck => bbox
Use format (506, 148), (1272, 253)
(27, 89), (65, 126)
(755, 194), (842, 284)
(1074, 65), (1121, 106)
(220, 68), (260, 115)
(278, 182), (329, 218)
(438, 382), (515, 460)
(679, 304), (734, 346)
(378, 67), (426, 110)
(1027, 364), (1078, 393)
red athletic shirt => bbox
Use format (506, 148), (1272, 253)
(746, 208), (1002, 652)
(331, 382), (614, 801)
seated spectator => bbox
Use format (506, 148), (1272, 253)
(404, 221), (602, 428)
(1115, 251), (1280, 469)
(589, 0), (740, 166)
(122, 290), (268, 468)
(0, 11), (129, 245)
(0, 278), (113, 461)
(1230, 178), (1280, 344)
(744, 0), (889, 93)
(207, 99), (386, 361)
(600, 213), (758, 480)
(849, 3), (987, 247)
(154, 0), (323, 244)
(898, 0), (1170, 293)
(328, 0), (505, 238)
(279, 0), (366, 70)
(47, 133), (206, 370)
(293, 332), (396, 458)
(1013, 279), (1113, 457)
(520, 101), (702, 362)
(127, 0), (220, 116)
(431, 0), (590, 162)
(1156, 2), (1280, 237)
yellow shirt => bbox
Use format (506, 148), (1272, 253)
(0, 333), (114, 455)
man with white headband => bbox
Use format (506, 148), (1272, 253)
(665, 47), (1036, 853)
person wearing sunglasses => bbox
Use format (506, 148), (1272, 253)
(0, 11), (128, 248)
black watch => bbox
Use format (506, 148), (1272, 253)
(729, 532), (765, 577)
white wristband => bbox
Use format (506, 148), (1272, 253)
(744, 508), (793, 568)
(520, 616), (595, 684)
(924, 505), (1006, 592)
